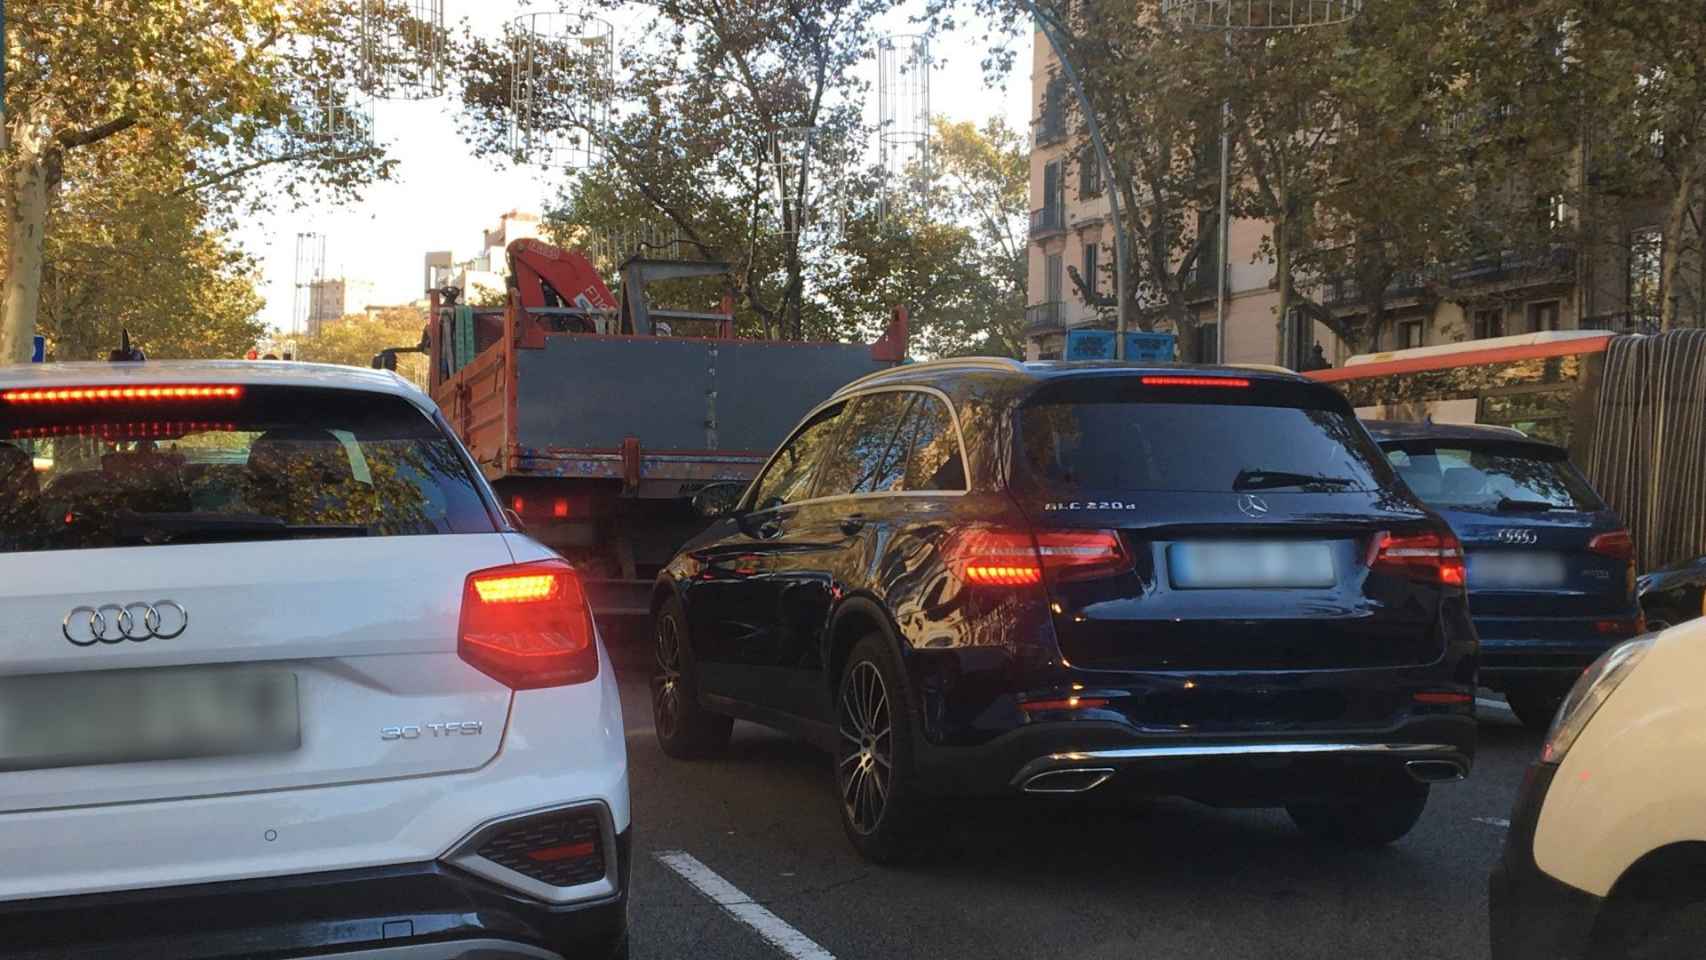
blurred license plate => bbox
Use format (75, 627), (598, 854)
(1470, 552), (1568, 588)
(0, 668), (298, 772)
(1169, 541), (1336, 589)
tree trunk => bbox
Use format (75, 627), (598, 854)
(1, 123), (54, 364)
(1273, 217), (1292, 366)
(1658, 163), (1698, 332)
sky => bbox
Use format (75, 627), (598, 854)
(238, 1), (1035, 334)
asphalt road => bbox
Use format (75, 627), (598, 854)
(607, 643), (1534, 960)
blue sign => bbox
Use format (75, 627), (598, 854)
(1064, 330), (1177, 362)
(30, 336), (44, 363)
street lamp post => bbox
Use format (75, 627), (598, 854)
(1023, 2), (1133, 359)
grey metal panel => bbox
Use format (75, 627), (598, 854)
(514, 336), (888, 454)
(712, 340), (890, 452)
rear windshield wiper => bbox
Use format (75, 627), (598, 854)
(1496, 497), (1556, 512)
(113, 512), (368, 545)
(1233, 469), (1356, 491)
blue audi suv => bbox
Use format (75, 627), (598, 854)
(652, 360), (1477, 862)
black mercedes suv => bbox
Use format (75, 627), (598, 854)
(650, 359), (1478, 862)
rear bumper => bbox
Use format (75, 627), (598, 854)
(1489, 764), (1600, 960)
(912, 713), (1477, 800)
(1477, 631), (1627, 689)
(0, 830), (630, 960)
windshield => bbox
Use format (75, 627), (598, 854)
(1382, 441), (1602, 511)
(1018, 398), (1391, 494)
(0, 385), (495, 553)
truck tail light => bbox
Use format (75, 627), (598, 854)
(1588, 529), (1633, 561)
(946, 529), (1130, 586)
(1370, 530), (1465, 587)
(459, 560), (597, 689)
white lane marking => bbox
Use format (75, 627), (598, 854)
(656, 850), (837, 960)
(1474, 816), (1512, 829)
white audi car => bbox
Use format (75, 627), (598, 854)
(0, 361), (629, 959)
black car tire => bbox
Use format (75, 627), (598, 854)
(651, 595), (733, 760)
(835, 633), (928, 864)
(1506, 685), (1567, 731)
(1589, 894), (1706, 959)
(1286, 778), (1429, 846)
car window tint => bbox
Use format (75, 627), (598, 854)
(1383, 442), (1600, 510)
(814, 393), (912, 496)
(901, 393), (966, 492)
(0, 386), (495, 554)
(749, 403), (844, 510)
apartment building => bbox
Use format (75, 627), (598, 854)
(1024, 31), (1692, 366)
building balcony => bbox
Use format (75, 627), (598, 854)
(1030, 206), (1067, 239)
(1319, 268), (1433, 307)
(1024, 301), (1065, 334)
(1034, 111), (1069, 147)
(1445, 244), (1574, 286)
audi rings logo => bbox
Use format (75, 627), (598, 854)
(1495, 528), (1539, 546)
(63, 601), (188, 646)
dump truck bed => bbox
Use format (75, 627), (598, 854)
(508, 333), (892, 486)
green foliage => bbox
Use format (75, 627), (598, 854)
(295, 306), (432, 389)
(41, 132), (267, 361)
(3, 0), (399, 360)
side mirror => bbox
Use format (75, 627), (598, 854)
(691, 482), (744, 519)
(502, 507), (526, 531)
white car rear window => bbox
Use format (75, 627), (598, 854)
(0, 384), (496, 552)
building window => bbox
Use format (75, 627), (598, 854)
(1526, 300), (1561, 332)
(1473, 308), (1504, 340)
(1045, 253), (1064, 305)
(1399, 320), (1425, 348)
(1196, 323), (1219, 363)
(1079, 155), (1101, 198)
(1042, 160), (1063, 212)
(1082, 243), (1099, 296)
(1038, 76), (1068, 144)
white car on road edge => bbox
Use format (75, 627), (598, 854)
(1491, 618), (1706, 960)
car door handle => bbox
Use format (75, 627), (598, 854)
(839, 515), (866, 535)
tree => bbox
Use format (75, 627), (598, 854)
(456, 0), (890, 341)
(927, 0), (1238, 358)
(816, 118), (1028, 357)
(40, 130), (266, 360)
(2, 0), (396, 362)
(295, 306), (432, 389)
(1506, 0), (1706, 330)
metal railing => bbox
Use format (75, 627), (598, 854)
(1025, 301), (1065, 331)
(1029, 206), (1066, 238)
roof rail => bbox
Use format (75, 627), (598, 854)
(833, 356), (1026, 395)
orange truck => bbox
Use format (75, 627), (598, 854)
(394, 239), (907, 622)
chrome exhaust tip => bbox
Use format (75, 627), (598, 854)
(1405, 759), (1466, 783)
(1021, 767), (1117, 794)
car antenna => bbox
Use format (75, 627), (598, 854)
(107, 329), (146, 362)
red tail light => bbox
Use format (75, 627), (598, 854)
(1020, 696), (1111, 712)
(946, 529), (1129, 586)
(1595, 616), (1644, 637)
(1139, 375), (1250, 388)
(1588, 529), (1633, 561)
(1370, 530), (1466, 587)
(459, 560), (597, 689)
(1, 385), (242, 403)
(552, 497), (571, 518)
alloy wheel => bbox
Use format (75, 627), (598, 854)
(837, 661), (893, 835)
(653, 614), (683, 740)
